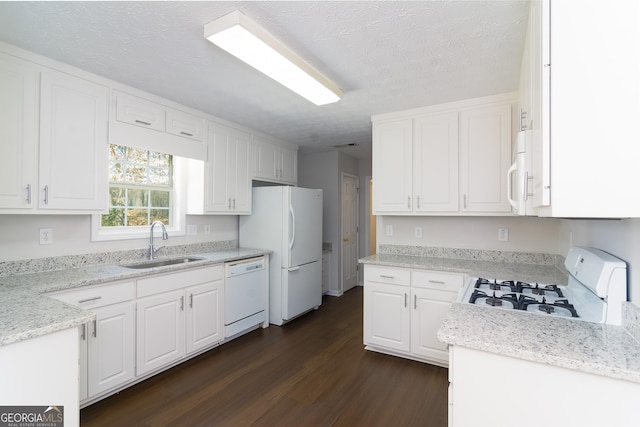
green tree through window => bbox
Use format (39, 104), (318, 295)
(101, 145), (173, 227)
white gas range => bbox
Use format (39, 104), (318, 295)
(459, 246), (627, 324)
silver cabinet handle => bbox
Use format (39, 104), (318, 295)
(417, 195), (421, 209)
(463, 194), (467, 209)
(404, 293), (408, 308)
(232, 198), (236, 209)
(92, 319), (97, 338)
(189, 293), (193, 308)
(180, 131), (193, 137)
(26, 184), (31, 205)
(414, 294), (417, 309)
(135, 119), (151, 126)
(380, 275), (394, 279)
(180, 296), (184, 311)
(43, 185), (49, 205)
(428, 280), (446, 285)
(228, 198), (232, 209)
(81, 324), (86, 341)
(408, 196), (411, 209)
(78, 296), (102, 304)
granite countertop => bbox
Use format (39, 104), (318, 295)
(0, 248), (269, 346)
(359, 253), (568, 285)
(438, 303), (640, 384)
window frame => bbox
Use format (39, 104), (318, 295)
(91, 155), (187, 242)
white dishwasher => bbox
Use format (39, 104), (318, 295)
(224, 256), (268, 339)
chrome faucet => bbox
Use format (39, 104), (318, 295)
(149, 221), (169, 260)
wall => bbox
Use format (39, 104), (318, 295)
(298, 151), (359, 294)
(0, 214), (238, 262)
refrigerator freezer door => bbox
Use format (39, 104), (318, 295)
(285, 187), (323, 268)
(281, 261), (322, 322)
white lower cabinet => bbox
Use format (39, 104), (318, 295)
(363, 265), (464, 367)
(136, 265), (223, 377)
(49, 280), (136, 402)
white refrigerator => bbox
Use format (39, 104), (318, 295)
(239, 186), (323, 326)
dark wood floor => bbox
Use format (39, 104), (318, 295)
(81, 286), (448, 427)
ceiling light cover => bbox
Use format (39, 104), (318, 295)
(204, 11), (342, 106)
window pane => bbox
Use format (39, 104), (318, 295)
(150, 209), (169, 224)
(126, 165), (147, 184)
(102, 208), (125, 227)
(149, 151), (168, 167)
(109, 162), (125, 182)
(109, 187), (126, 207)
(127, 189), (148, 207)
(148, 166), (169, 185)
(150, 190), (170, 207)
(109, 145), (126, 161)
(126, 147), (148, 164)
(127, 209), (149, 226)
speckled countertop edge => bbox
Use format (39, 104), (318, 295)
(0, 247), (270, 346)
(437, 303), (640, 384)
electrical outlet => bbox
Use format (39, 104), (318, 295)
(187, 224), (198, 235)
(39, 228), (53, 245)
(385, 225), (393, 236)
(498, 228), (509, 242)
(415, 227), (423, 238)
(204, 225), (211, 235)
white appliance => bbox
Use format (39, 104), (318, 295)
(459, 247), (627, 324)
(239, 186), (323, 326)
(224, 256), (267, 339)
(507, 130), (537, 215)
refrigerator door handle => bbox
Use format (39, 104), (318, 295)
(289, 205), (296, 251)
(287, 266), (301, 272)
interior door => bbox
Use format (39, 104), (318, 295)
(342, 173), (358, 292)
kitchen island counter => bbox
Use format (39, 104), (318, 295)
(438, 302), (640, 384)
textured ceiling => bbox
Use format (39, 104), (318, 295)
(0, 1), (529, 159)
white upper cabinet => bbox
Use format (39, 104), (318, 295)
(372, 94), (514, 216)
(459, 103), (512, 213)
(0, 52), (39, 209)
(187, 122), (251, 215)
(372, 119), (413, 213)
(252, 136), (298, 185)
(522, 0), (640, 218)
(114, 91), (165, 132)
(39, 70), (109, 211)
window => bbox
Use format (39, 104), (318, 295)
(102, 145), (173, 227)
(92, 145), (186, 241)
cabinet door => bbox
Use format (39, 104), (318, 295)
(279, 146), (298, 184)
(114, 91), (164, 132)
(459, 103), (512, 213)
(166, 109), (205, 141)
(230, 129), (252, 214)
(253, 137), (279, 182)
(136, 290), (185, 376)
(364, 282), (410, 352)
(411, 288), (456, 363)
(372, 120), (413, 213)
(206, 124), (233, 213)
(0, 53), (38, 209)
(414, 112), (459, 212)
(88, 301), (135, 397)
(39, 70), (109, 210)
(185, 280), (223, 355)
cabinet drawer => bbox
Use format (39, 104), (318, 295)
(364, 265), (410, 286)
(166, 109), (204, 141)
(412, 270), (465, 292)
(137, 265), (223, 298)
(115, 92), (165, 131)
(49, 281), (135, 308)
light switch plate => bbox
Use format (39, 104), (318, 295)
(187, 224), (197, 235)
(385, 225), (393, 236)
(415, 227), (423, 238)
(498, 228), (509, 241)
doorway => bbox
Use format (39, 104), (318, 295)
(341, 173), (359, 293)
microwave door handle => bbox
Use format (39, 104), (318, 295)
(507, 162), (518, 210)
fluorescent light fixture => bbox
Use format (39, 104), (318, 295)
(204, 11), (342, 106)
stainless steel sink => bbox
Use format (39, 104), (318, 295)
(122, 257), (205, 269)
